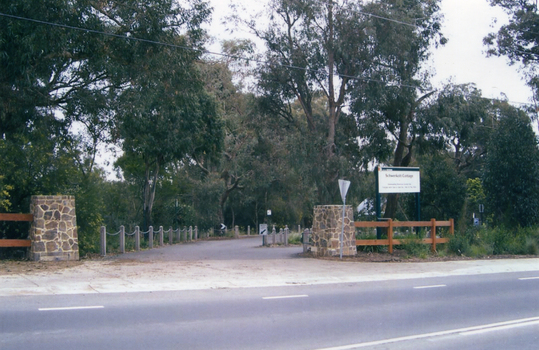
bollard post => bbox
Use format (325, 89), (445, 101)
(302, 229), (310, 253)
(159, 226), (164, 246)
(189, 226), (193, 241)
(285, 225), (289, 246)
(149, 226), (154, 249)
(183, 226), (187, 242)
(195, 226), (198, 240)
(169, 226), (173, 245)
(235, 225), (239, 239)
(119, 225), (125, 254)
(248, 225), (250, 235)
(100, 226), (106, 257)
(272, 225), (276, 245)
(135, 226), (140, 251)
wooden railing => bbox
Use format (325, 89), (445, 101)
(355, 218), (454, 254)
(0, 213), (33, 247)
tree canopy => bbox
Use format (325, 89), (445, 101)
(485, 0), (539, 100)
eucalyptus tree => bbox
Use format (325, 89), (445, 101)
(422, 83), (493, 177)
(485, 0), (539, 102)
(100, 0), (222, 229)
(232, 0), (375, 203)
(188, 52), (256, 226)
(351, 0), (445, 219)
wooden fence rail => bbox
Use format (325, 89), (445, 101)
(0, 213), (33, 247)
(355, 218), (454, 254)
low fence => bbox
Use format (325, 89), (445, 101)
(100, 225), (202, 256)
(261, 226), (291, 246)
(0, 213), (33, 248)
(355, 218), (454, 253)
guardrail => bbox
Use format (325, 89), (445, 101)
(355, 218), (454, 253)
(0, 213), (33, 247)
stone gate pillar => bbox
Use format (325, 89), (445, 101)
(311, 205), (356, 257)
(29, 195), (79, 261)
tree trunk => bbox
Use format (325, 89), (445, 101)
(143, 160), (159, 231)
(384, 120), (410, 220)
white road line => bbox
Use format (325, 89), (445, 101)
(262, 294), (309, 300)
(314, 316), (539, 350)
(413, 284), (446, 289)
(460, 319), (539, 336)
(519, 277), (539, 280)
(38, 306), (104, 311)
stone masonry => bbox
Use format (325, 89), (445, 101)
(29, 195), (79, 261)
(311, 205), (357, 257)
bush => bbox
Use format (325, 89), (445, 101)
(399, 234), (430, 259)
(447, 233), (470, 256)
(288, 232), (302, 245)
(446, 226), (539, 257)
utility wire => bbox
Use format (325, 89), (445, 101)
(357, 10), (418, 28)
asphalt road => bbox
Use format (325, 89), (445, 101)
(1, 271), (538, 350)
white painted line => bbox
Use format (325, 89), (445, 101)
(519, 277), (539, 280)
(262, 294), (309, 300)
(460, 319), (539, 336)
(314, 316), (539, 350)
(413, 284), (446, 289)
(38, 306), (104, 311)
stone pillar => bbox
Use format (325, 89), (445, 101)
(311, 205), (356, 257)
(29, 195), (79, 261)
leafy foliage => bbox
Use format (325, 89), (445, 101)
(485, 0), (539, 100)
(483, 104), (539, 227)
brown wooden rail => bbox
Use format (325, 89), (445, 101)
(355, 218), (454, 254)
(0, 213), (33, 248)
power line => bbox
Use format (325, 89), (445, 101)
(357, 10), (418, 28)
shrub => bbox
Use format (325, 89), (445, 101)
(399, 235), (430, 259)
(447, 233), (470, 256)
(288, 232), (302, 245)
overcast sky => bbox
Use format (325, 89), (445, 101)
(205, 0), (532, 106)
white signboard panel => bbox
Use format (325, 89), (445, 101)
(259, 224), (268, 235)
(378, 167), (420, 193)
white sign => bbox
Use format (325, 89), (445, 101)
(267, 210), (272, 216)
(378, 167), (420, 194)
(338, 179), (351, 203)
(259, 224), (268, 235)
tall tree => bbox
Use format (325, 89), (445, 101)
(485, 0), (539, 102)
(105, 0), (221, 229)
(483, 103), (539, 227)
(189, 52), (255, 226)
(423, 83), (493, 177)
(351, 0), (445, 219)
(233, 0), (374, 203)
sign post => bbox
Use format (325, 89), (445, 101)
(338, 179), (351, 259)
